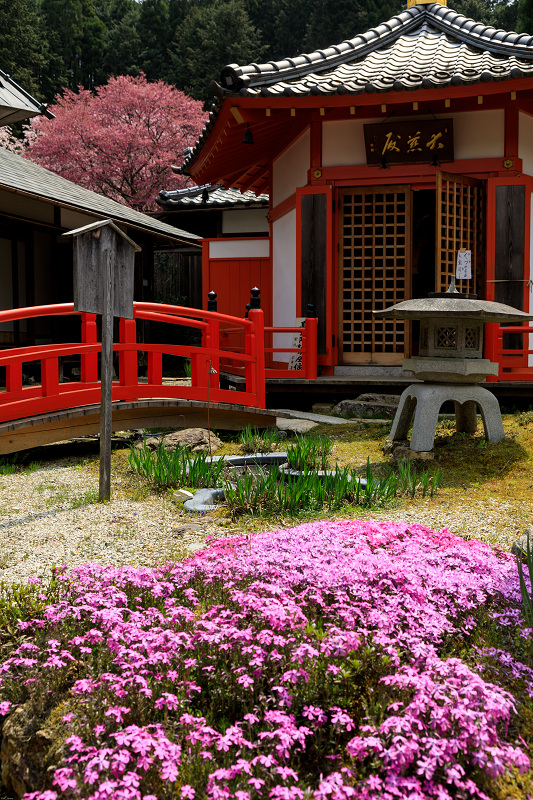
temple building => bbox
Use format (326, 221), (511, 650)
(179, 0), (533, 389)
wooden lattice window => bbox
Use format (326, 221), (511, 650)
(339, 187), (411, 364)
(436, 171), (484, 295)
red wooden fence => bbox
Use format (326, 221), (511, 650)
(486, 323), (533, 381)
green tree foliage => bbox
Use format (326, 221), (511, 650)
(517, 0), (533, 32)
(304, 0), (402, 52)
(0, 0), (47, 99)
(0, 0), (523, 107)
(171, 0), (264, 104)
(40, 0), (107, 96)
(138, 0), (173, 81)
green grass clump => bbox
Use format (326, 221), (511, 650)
(238, 426), (279, 454)
(286, 433), (333, 471)
(128, 442), (226, 490)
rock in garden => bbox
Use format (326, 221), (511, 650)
(276, 418), (318, 434)
(172, 489), (194, 503)
(1, 700), (66, 796)
(162, 429), (222, 453)
(511, 526), (533, 558)
(332, 397), (399, 418)
(170, 523), (204, 536)
(357, 393), (401, 406)
(387, 443), (434, 462)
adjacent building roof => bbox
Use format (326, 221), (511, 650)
(181, 2), (533, 180)
(157, 183), (269, 209)
(0, 69), (53, 125)
(0, 147), (199, 246)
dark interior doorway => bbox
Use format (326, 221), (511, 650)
(410, 189), (436, 355)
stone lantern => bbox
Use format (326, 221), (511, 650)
(373, 291), (533, 452)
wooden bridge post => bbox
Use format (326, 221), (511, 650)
(80, 313), (98, 383)
(247, 288), (265, 408)
(119, 318), (138, 389)
(304, 304), (318, 380)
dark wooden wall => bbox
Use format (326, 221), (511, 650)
(300, 193), (327, 354)
(494, 184), (525, 351)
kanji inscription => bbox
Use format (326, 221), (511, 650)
(364, 119), (454, 166)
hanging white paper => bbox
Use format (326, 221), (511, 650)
(456, 250), (472, 280)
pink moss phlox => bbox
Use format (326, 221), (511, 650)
(3, 519), (529, 800)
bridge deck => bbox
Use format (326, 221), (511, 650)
(0, 400), (291, 454)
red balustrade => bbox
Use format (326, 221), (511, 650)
(218, 316), (318, 380)
(486, 323), (533, 381)
(0, 302), (266, 424)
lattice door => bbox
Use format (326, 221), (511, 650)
(339, 187), (411, 364)
(436, 171), (484, 294)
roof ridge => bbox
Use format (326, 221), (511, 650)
(428, 3), (533, 55)
(218, 6), (424, 94)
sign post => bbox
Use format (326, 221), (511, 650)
(63, 220), (140, 501)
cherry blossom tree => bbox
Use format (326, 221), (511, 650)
(22, 73), (207, 211)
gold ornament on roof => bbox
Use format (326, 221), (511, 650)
(407, 0), (447, 7)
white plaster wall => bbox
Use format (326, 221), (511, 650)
(322, 118), (380, 166)
(222, 208), (269, 234)
(453, 110), (504, 159)
(272, 209), (297, 362)
(209, 239), (269, 258)
(272, 129), (310, 207)
(519, 112), (533, 177)
(321, 110), (504, 166)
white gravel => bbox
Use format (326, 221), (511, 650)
(0, 457), (233, 585)
(0, 452), (523, 586)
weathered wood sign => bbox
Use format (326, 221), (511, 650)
(364, 119), (454, 166)
(64, 219), (140, 502)
(69, 219), (137, 319)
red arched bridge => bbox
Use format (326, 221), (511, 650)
(0, 301), (318, 453)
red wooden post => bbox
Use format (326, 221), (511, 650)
(303, 316), (318, 379)
(6, 363), (22, 393)
(41, 357), (59, 396)
(119, 318), (138, 388)
(81, 313), (98, 383)
(248, 307), (265, 408)
(148, 351), (162, 385)
(208, 316), (220, 392)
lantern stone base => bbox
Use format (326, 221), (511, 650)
(390, 383), (505, 452)
(402, 357), (498, 383)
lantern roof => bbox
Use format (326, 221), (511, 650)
(373, 295), (533, 322)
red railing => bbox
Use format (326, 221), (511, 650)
(219, 317), (318, 380)
(0, 302), (266, 424)
(487, 323), (533, 381)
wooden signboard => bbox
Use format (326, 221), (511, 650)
(364, 119), (454, 166)
(64, 219), (140, 502)
(70, 219), (137, 319)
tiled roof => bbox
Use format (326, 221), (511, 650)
(157, 183), (269, 209)
(181, 3), (533, 175)
(0, 68), (53, 125)
(216, 3), (533, 97)
(0, 147), (199, 245)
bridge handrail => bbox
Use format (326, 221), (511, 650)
(0, 302), (266, 424)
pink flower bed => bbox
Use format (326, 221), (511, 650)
(1, 520), (531, 800)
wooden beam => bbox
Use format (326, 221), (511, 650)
(230, 106), (245, 124)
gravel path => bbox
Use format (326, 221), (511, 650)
(0, 454), (524, 585)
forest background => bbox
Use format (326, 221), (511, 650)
(2, 0), (532, 110)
